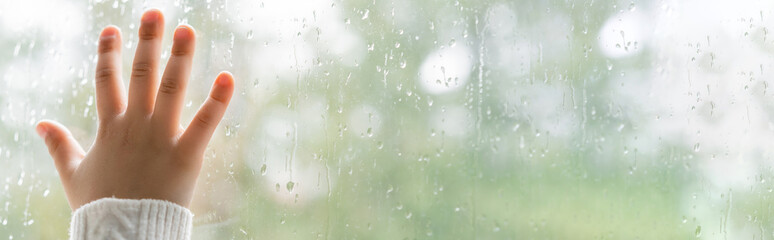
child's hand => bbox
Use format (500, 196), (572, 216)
(34, 9), (234, 210)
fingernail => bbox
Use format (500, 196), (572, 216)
(216, 72), (232, 86)
(36, 124), (48, 139)
(174, 25), (193, 40)
(141, 9), (161, 23)
(100, 27), (118, 40)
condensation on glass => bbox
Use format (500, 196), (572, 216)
(1, 0), (773, 239)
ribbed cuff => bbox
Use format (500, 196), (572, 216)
(70, 198), (193, 240)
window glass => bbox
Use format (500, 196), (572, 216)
(1, 0), (773, 238)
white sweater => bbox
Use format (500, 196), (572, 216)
(69, 198), (193, 240)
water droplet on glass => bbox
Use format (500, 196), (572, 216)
(361, 9), (370, 19)
(17, 172), (24, 186)
(260, 164), (267, 176)
(225, 125), (235, 137)
(13, 43), (21, 56)
(286, 181), (295, 192)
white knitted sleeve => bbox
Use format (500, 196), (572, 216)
(69, 198), (193, 240)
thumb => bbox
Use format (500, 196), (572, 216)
(35, 120), (85, 179)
